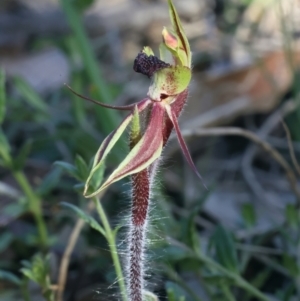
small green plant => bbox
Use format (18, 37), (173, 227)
(0, 70), (48, 250)
(21, 254), (54, 301)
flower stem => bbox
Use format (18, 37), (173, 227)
(93, 197), (127, 301)
(13, 170), (48, 250)
(128, 169), (150, 301)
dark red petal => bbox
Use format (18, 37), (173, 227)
(111, 102), (165, 180)
(162, 89), (188, 145)
(166, 105), (207, 189)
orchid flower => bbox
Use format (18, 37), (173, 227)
(67, 0), (203, 198)
(67, 1), (203, 300)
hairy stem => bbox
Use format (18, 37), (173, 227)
(128, 169), (150, 301)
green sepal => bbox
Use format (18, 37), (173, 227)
(162, 27), (183, 66)
(130, 105), (141, 147)
(84, 111), (134, 196)
(143, 46), (155, 56)
(167, 0), (191, 67)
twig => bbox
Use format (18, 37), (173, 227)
(181, 126), (300, 202)
(267, 136), (300, 152)
(281, 119), (300, 176)
(56, 200), (95, 301)
(241, 99), (298, 205)
(280, 119), (300, 301)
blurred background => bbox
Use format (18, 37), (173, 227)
(1, 0), (300, 300)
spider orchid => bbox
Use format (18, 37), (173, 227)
(67, 1), (203, 300)
(67, 0), (203, 198)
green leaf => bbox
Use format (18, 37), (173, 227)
(0, 270), (21, 285)
(212, 225), (239, 273)
(0, 68), (6, 124)
(20, 268), (35, 282)
(73, 182), (85, 193)
(183, 194), (209, 255)
(37, 167), (62, 195)
(87, 162), (105, 193)
(14, 76), (49, 115)
(75, 155), (89, 180)
(61, 202), (105, 236)
(20, 254), (54, 301)
(54, 161), (79, 180)
(2, 203), (26, 219)
(0, 128), (11, 162)
(20, 260), (31, 269)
